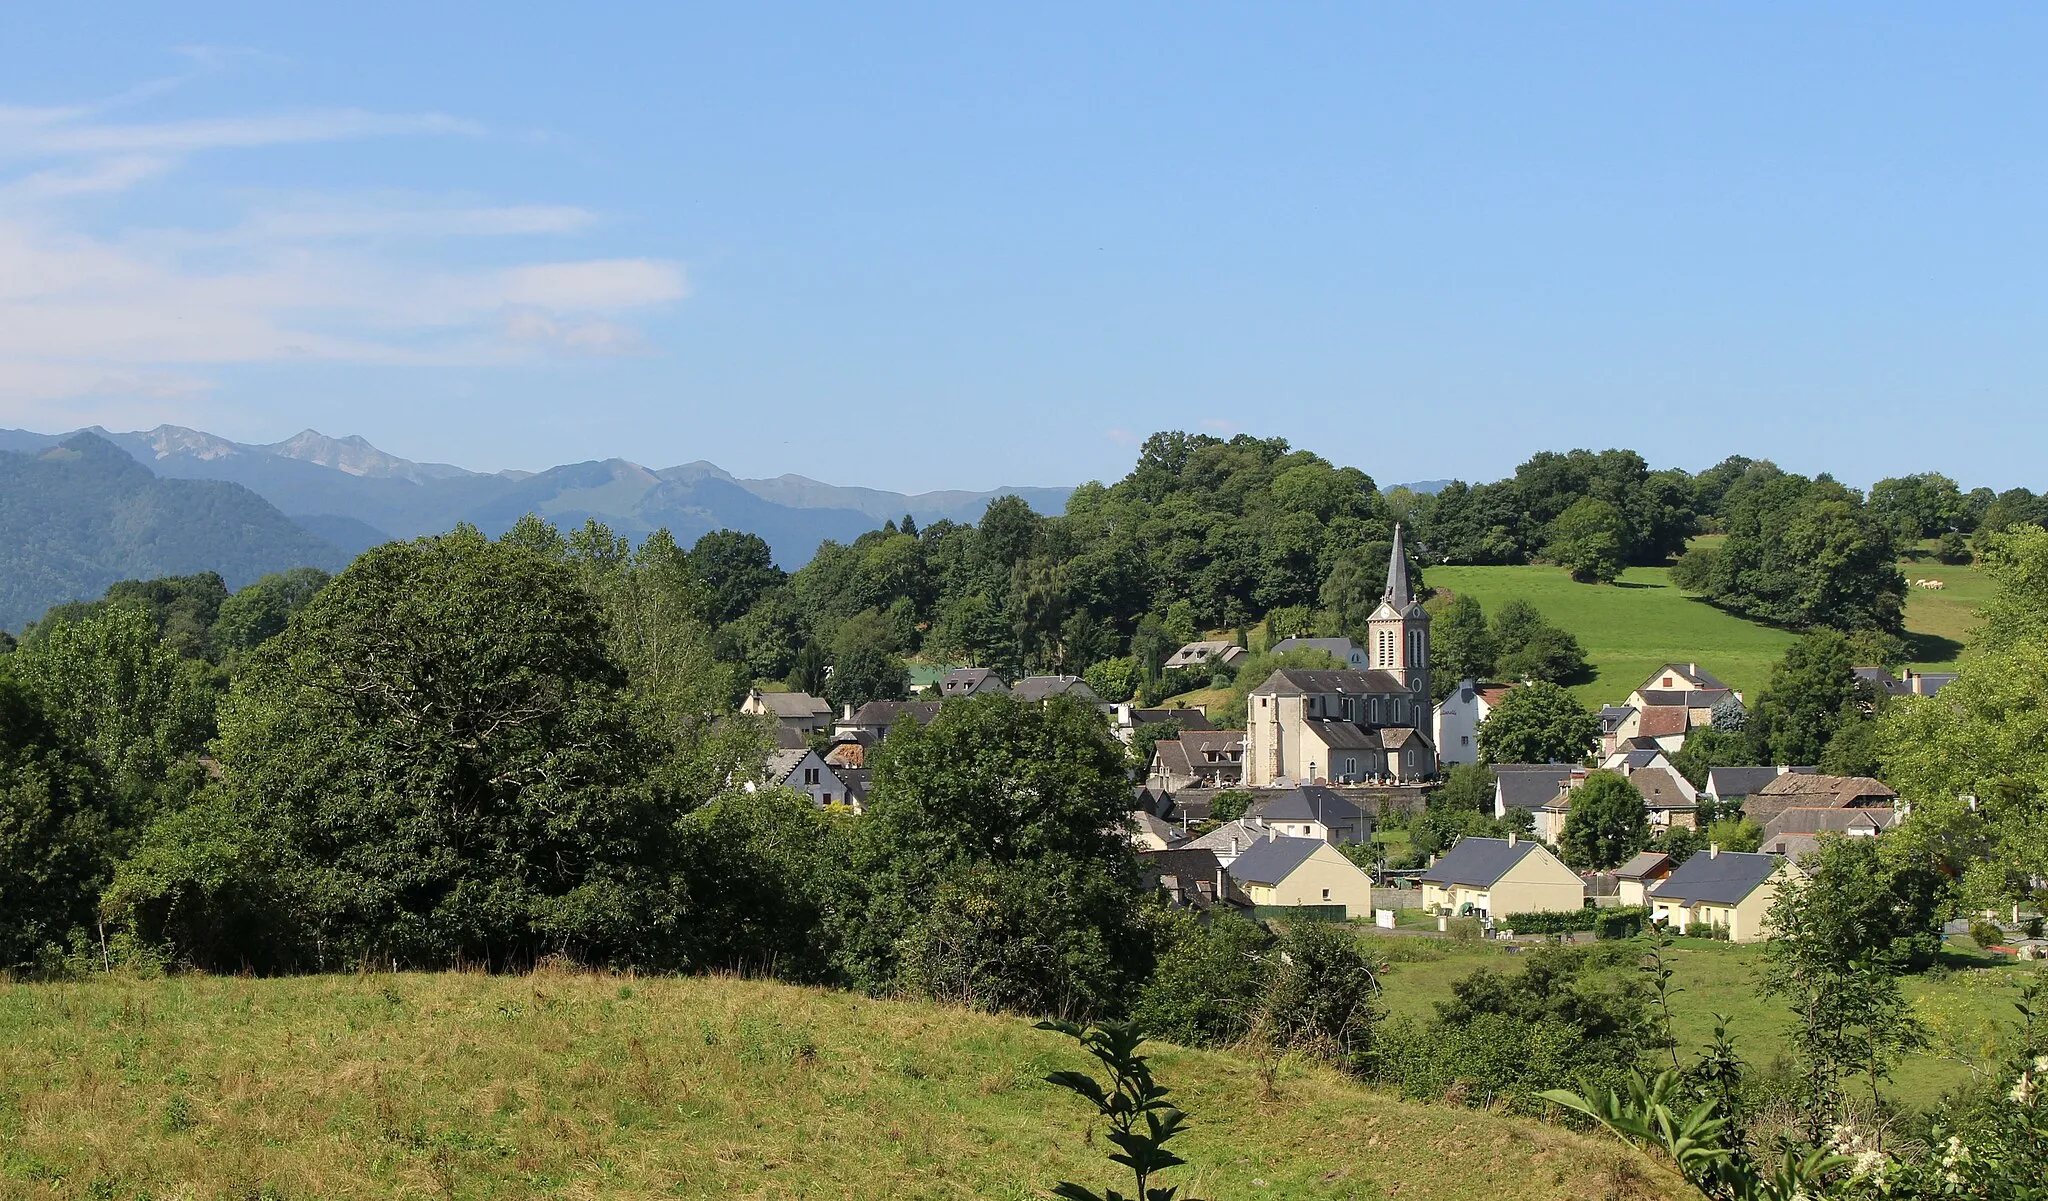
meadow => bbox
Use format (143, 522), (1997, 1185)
(1367, 932), (2038, 1111)
(0, 970), (1686, 1201)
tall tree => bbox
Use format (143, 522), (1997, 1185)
(1429, 595), (1496, 694)
(1545, 496), (1628, 584)
(1557, 771), (1649, 871)
(1748, 631), (1860, 766)
(690, 530), (785, 626)
(1476, 681), (1598, 765)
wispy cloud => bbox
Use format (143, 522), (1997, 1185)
(0, 60), (684, 423)
(1199, 418), (1235, 433)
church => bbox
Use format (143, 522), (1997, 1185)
(1243, 526), (1436, 785)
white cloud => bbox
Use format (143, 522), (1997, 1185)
(0, 67), (684, 423)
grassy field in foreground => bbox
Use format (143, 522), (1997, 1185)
(0, 971), (1685, 1201)
(1368, 933), (2039, 1110)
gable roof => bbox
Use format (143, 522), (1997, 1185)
(1641, 663), (1732, 691)
(842, 699), (942, 728)
(836, 767), (871, 805)
(1636, 706), (1691, 740)
(1417, 837), (1541, 888)
(1254, 667), (1409, 697)
(1653, 850), (1781, 906)
(1629, 765), (1698, 810)
(1759, 806), (1895, 840)
(1614, 851), (1674, 881)
(1248, 785), (1366, 827)
(1494, 765), (1575, 809)
(1225, 835), (1329, 886)
(763, 749), (812, 784)
(1183, 819), (1273, 856)
(1598, 704), (1637, 733)
(940, 668), (1006, 695)
(1706, 766), (1814, 799)
(1013, 675), (1100, 703)
(1165, 640), (1243, 667)
(753, 690), (831, 719)
(769, 725), (808, 751)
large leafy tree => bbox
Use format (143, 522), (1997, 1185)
(840, 693), (1148, 1018)
(1678, 472), (1905, 633)
(1556, 770), (1649, 871)
(689, 529), (785, 626)
(211, 567), (331, 657)
(1748, 630), (1860, 766)
(115, 527), (680, 971)
(1429, 594), (1496, 696)
(1476, 681), (1598, 765)
(1490, 600), (1589, 684)
(0, 675), (115, 972)
(1545, 496), (1628, 584)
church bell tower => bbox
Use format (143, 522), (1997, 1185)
(1367, 524), (1430, 701)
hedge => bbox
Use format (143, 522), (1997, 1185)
(1500, 906), (1649, 939)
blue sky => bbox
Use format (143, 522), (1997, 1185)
(1, 5), (2043, 492)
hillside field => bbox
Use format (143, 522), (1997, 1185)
(0, 971), (1685, 1201)
(1426, 556), (1983, 707)
(1368, 933), (2037, 1111)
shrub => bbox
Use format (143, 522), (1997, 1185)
(1970, 920), (2007, 949)
(1131, 913), (1273, 1047)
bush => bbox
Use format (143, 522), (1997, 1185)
(1131, 912), (1274, 1047)
(1936, 531), (1973, 565)
(1253, 922), (1384, 1071)
(1970, 920), (2007, 949)
(1497, 906), (1647, 938)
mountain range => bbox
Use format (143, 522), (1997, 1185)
(0, 423), (1074, 629)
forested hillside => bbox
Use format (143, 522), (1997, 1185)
(0, 434), (349, 630)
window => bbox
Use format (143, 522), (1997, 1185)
(1461, 735), (1470, 746)
(803, 768), (820, 785)
(1321, 888), (1331, 901)
(1344, 756), (1356, 775)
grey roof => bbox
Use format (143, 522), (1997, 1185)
(1013, 675), (1100, 703)
(1629, 766), (1697, 811)
(1855, 667), (1960, 697)
(1183, 819), (1273, 856)
(1385, 523), (1413, 607)
(1248, 785), (1365, 826)
(1225, 836), (1327, 886)
(766, 725), (807, 750)
(1165, 640), (1243, 667)
(1599, 705), (1637, 732)
(940, 668), (1006, 694)
(1619, 748), (1663, 771)
(1270, 637), (1361, 660)
(1495, 766), (1574, 809)
(1644, 663), (1732, 691)
(1254, 668), (1408, 696)
(836, 767), (872, 803)
(764, 750), (810, 783)
(1310, 720), (1383, 750)
(755, 690), (830, 718)
(1417, 837), (1541, 888)
(1614, 851), (1674, 880)
(1653, 850), (1781, 906)
(1132, 708), (1215, 732)
(1759, 806), (1894, 840)
(1138, 848), (1240, 910)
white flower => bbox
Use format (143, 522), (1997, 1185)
(2010, 1069), (2036, 1106)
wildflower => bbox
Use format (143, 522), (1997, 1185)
(2011, 1068), (2036, 1106)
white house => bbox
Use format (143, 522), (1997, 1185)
(1434, 679), (1514, 766)
(750, 749), (856, 810)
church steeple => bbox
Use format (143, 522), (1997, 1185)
(1368, 523), (1430, 697)
(1384, 523), (1413, 608)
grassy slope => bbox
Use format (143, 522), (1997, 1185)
(1370, 935), (2038, 1109)
(1428, 553), (1985, 707)
(0, 972), (1686, 1201)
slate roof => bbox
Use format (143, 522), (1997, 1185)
(1132, 708), (1215, 732)
(1138, 848), (1242, 910)
(1618, 748), (1664, 772)
(764, 750), (809, 784)
(1013, 675), (1100, 703)
(939, 668), (1006, 696)
(1129, 810), (1184, 847)
(1254, 668), (1409, 696)
(1248, 785), (1366, 827)
(836, 767), (871, 805)
(1599, 705), (1636, 733)
(1854, 667), (1961, 697)
(769, 725), (808, 751)
(1653, 850), (1781, 906)
(1642, 663), (1732, 691)
(1165, 640), (1244, 669)
(754, 691), (831, 719)
(1417, 837), (1540, 888)
(1310, 721), (1383, 750)
(1183, 819), (1274, 857)
(1225, 836), (1327, 886)
(1494, 766), (1575, 809)
(1381, 727), (1426, 750)
(1614, 851), (1674, 881)
(1759, 806), (1895, 840)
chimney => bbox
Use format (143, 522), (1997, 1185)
(1709, 843), (1720, 859)
(1429, 852), (1438, 868)
(1507, 832), (1517, 847)
(843, 703), (854, 721)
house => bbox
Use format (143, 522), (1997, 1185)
(1269, 636), (1369, 670)
(1164, 640), (1247, 671)
(1758, 805), (1897, 861)
(1492, 764), (1580, 821)
(1012, 675), (1102, 704)
(740, 689), (833, 733)
(1597, 705), (1637, 757)
(823, 730), (870, 769)
(1112, 704), (1215, 745)
(1630, 663), (1739, 707)
(1648, 847), (1790, 942)
(1625, 765), (1700, 831)
(939, 668), (1009, 699)
(1609, 665), (1741, 753)
(1127, 809), (1185, 851)
(1244, 784), (1372, 845)
(1225, 836), (1375, 916)
(1182, 818), (1277, 867)
(1148, 731), (1247, 792)
(1137, 847), (1246, 913)
(833, 700), (942, 743)
(1703, 766), (1816, 807)
(836, 767), (872, 809)
(1609, 704), (1694, 755)
(1417, 835), (1585, 918)
(751, 749), (854, 809)
(1742, 774), (1898, 828)
(1434, 679), (1515, 766)
(1852, 667), (1958, 699)
(1614, 851), (1675, 906)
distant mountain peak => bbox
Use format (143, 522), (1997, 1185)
(260, 429), (473, 483)
(128, 424), (245, 462)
